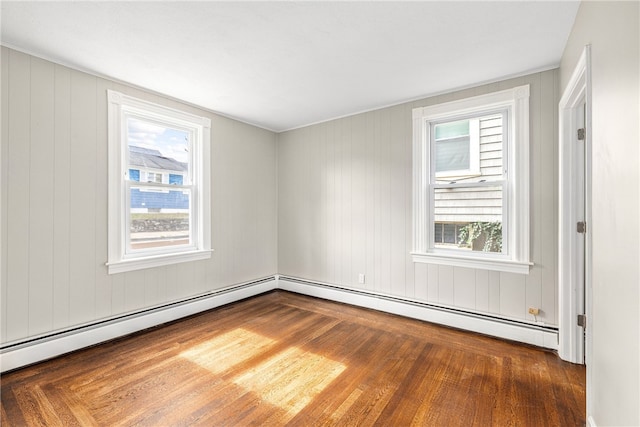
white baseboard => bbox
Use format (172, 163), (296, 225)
(0, 277), (277, 372)
(1, 274), (559, 373)
(278, 276), (559, 350)
(587, 416), (597, 427)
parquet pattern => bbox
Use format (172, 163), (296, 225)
(1, 290), (585, 426)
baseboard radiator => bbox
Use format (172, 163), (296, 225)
(1, 274), (558, 372)
(277, 275), (559, 350)
(0, 276), (277, 372)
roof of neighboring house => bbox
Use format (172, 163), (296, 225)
(129, 145), (187, 172)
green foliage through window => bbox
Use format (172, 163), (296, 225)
(458, 221), (502, 252)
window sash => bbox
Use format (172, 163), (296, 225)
(125, 182), (196, 257)
(107, 90), (212, 274)
(429, 181), (507, 256)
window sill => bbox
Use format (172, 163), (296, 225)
(411, 251), (532, 274)
(107, 249), (213, 274)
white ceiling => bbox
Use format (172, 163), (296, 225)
(1, 1), (579, 132)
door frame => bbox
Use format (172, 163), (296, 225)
(558, 44), (592, 365)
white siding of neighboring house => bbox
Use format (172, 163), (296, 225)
(434, 116), (503, 223)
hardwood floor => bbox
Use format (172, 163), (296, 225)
(1, 290), (585, 426)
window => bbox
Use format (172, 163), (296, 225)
(434, 118), (480, 178)
(412, 85), (531, 274)
(146, 172), (163, 183)
(107, 91), (211, 274)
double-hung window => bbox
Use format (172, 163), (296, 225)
(412, 85), (531, 274)
(107, 91), (211, 274)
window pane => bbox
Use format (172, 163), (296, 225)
(147, 172), (163, 183)
(129, 169), (140, 182)
(434, 223), (443, 243)
(435, 120), (469, 140)
(127, 117), (189, 183)
(436, 137), (470, 172)
(169, 174), (183, 185)
(434, 185), (503, 252)
(129, 186), (191, 251)
(435, 113), (504, 183)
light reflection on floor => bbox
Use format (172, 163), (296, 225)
(179, 328), (346, 422)
(233, 346), (346, 422)
(179, 328), (276, 374)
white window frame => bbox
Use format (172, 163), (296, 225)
(412, 85), (532, 274)
(107, 90), (212, 274)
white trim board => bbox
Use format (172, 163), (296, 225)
(278, 276), (558, 350)
(0, 277), (277, 372)
(2, 274), (559, 373)
(558, 45), (591, 365)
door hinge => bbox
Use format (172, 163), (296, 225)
(577, 314), (587, 330)
(577, 221), (587, 234)
(577, 128), (586, 141)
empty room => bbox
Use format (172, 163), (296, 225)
(1, 1), (638, 426)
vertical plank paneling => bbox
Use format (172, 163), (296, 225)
(211, 115), (228, 287)
(475, 270), (489, 312)
(94, 78), (111, 320)
(389, 105), (405, 296)
(318, 123), (329, 284)
(453, 267), (476, 310)
(68, 70), (97, 325)
(540, 70), (559, 324)
(414, 263), (429, 301)
(123, 270), (146, 312)
(351, 114), (366, 288)
(333, 119), (342, 285)
(403, 103), (415, 299)
(52, 64), (71, 330)
(325, 120), (337, 284)
(373, 110), (382, 292)
(427, 264), (439, 302)
(378, 109), (391, 294)
(488, 271), (501, 314)
(144, 268), (160, 307)
(341, 118), (352, 286)
(1, 47), (10, 340)
(438, 265), (454, 305)
(306, 126), (320, 280)
(526, 72), (543, 323)
(28, 57), (55, 336)
(365, 112), (376, 292)
(6, 49), (31, 341)
(499, 272), (526, 319)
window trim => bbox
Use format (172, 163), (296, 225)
(107, 90), (212, 274)
(411, 85), (532, 274)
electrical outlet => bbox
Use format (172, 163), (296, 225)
(358, 273), (365, 284)
(528, 307), (540, 316)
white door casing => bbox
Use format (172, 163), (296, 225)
(558, 45), (592, 366)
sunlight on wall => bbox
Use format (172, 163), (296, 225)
(179, 328), (276, 374)
(233, 346), (346, 422)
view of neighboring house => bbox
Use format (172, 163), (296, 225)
(128, 145), (189, 213)
(127, 145), (190, 250)
(433, 114), (503, 251)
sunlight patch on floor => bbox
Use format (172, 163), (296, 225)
(179, 328), (276, 374)
(233, 346), (346, 422)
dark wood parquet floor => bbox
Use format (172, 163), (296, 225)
(1, 290), (585, 426)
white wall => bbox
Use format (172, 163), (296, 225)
(278, 70), (559, 327)
(1, 47), (278, 345)
(560, 2), (640, 426)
